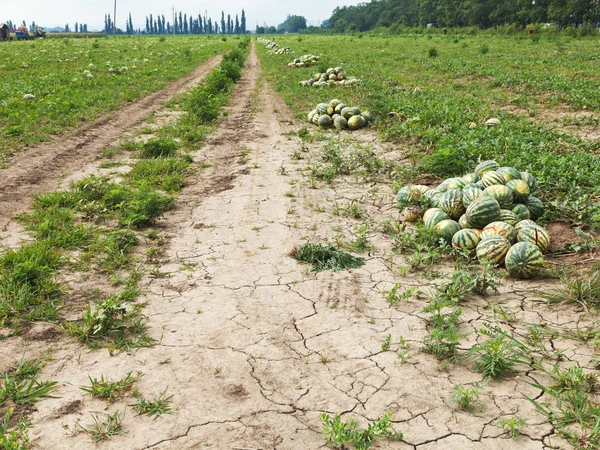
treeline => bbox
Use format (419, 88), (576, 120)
(2, 20), (89, 33)
(328, 0), (600, 32)
(105, 9), (247, 35)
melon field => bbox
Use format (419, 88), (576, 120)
(0, 32), (600, 450)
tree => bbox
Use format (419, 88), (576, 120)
(278, 15), (307, 33)
(268, 25), (277, 33)
(183, 13), (188, 33)
(235, 14), (240, 33)
(221, 12), (226, 34)
(64, 23), (71, 32)
(227, 14), (232, 33)
(179, 12), (183, 32)
(256, 25), (265, 34)
(174, 14), (178, 34)
(241, 9), (246, 33)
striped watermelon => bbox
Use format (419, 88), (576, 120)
(424, 209), (451, 228)
(476, 235), (511, 265)
(520, 172), (538, 194)
(498, 209), (519, 226)
(527, 196), (545, 220)
(402, 206), (423, 222)
(422, 189), (442, 208)
(334, 103), (347, 114)
(423, 207), (443, 223)
(434, 219), (461, 245)
(348, 115), (366, 130)
(351, 107), (362, 116)
(312, 114), (320, 125)
(483, 185), (513, 209)
(341, 107), (355, 120)
(481, 221), (517, 243)
(462, 173), (480, 184)
(458, 214), (469, 229)
(318, 115), (333, 128)
(439, 189), (465, 219)
(480, 171), (507, 188)
(511, 204), (531, 221)
(317, 103), (329, 115)
(475, 160), (500, 177)
(437, 179), (450, 193)
(329, 99), (342, 107)
(463, 185), (483, 208)
(506, 179), (530, 203)
(396, 186), (420, 207)
(517, 225), (550, 253)
(334, 116), (348, 130)
(466, 196), (501, 229)
(496, 167), (521, 183)
(515, 219), (537, 232)
(452, 229), (480, 252)
(412, 185), (431, 196)
(446, 177), (466, 190)
(505, 242), (544, 279)
(307, 110), (318, 123)
(361, 111), (373, 123)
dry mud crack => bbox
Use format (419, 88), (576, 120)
(0, 44), (593, 450)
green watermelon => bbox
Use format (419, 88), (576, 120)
(480, 171), (506, 188)
(505, 242), (544, 279)
(458, 214), (469, 229)
(334, 103), (347, 114)
(462, 185), (483, 208)
(334, 116), (348, 130)
(498, 209), (519, 226)
(307, 110), (318, 123)
(439, 189), (465, 219)
(422, 189), (442, 207)
(506, 179), (530, 203)
(475, 160), (500, 177)
(348, 115), (366, 130)
(515, 219), (537, 232)
(520, 172), (538, 194)
(329, 99), (342, 107)
(424, 209), (451, 228)
(351, 107), (362, 116)
(341, 107), (355, 120)
(512, 204), (531, 221)
(317, 103), (329, 115)
(481, 221), (517, 243)
(483, 185), (513, 209)
(318, 115), (333, 128)
(466, 196), (501, 229)
(527, 197), (545, 220)
(434, 219), (461, 245)
(476, 235), (511, 265)
(452, 229), (480, 252)
(496, 167), (521, 183)
(462, 173), (480, 185)
(312, 114), (320, 125)
(446, 177), (466, 190)
(361, 111), (373, 123)
(517, 225), (550, 253)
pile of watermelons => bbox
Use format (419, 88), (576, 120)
(307, 99), (372, 130)
(298, 67), (362, 88)
(396, 160), (549, 279)
(288, 54), (320, 68)
(257, 38), (293, 55)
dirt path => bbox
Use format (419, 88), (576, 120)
(0, 54), (222, 232)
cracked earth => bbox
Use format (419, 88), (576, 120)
(0, 42), (596, 450)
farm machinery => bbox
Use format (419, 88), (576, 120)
(14, 26), (45, 40)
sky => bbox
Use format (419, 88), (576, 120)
(2, 0), (364, 31)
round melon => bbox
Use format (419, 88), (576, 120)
(317, 103), (329, 115)
(351, 107), (362, 116)
(505, 242), (544, 279)
(466, 196), (501, 229)
(511, 204), (531, 221)
(476, 235), (511, 265)
(318, 115), (333, 128)
(496, 167), (521, 183)
(506, 179), (530, 203)
(483, 185), (513, 209)
(348, 115), (366, 130)
(424, 209), (451, 228)
(515, 219), (537, 232)
(527, 197), (545, 220)
(361, 111), (373, 123)
(396, 185), (420, 207)
(334, 103), (347, 114)
(458, 214), (469, 229)
(439, 189), (465, 219)
(312, 114), (321, 125)
(334, 116), (348, 130)
(329, 99), (342, 107)
(517, 225), (550, 253)
(402, 206), (423, 222)
(520, 172), (538, 194)
(423, 207), (444, 224)
(341, 107), (355, 120)
(326, 105), (335, 116)
(452, 229), (480, 252)
(434, 219), (461, 245)
(481, 221), (517, 243)
(462, 185), (483, 208)
(475, 160), (500, 177)
(498, 209), (519, 226)
(422, 189), (442, 207)
(445, 177), (466, 191)
(480, 171), (506, 188)
(462, 173), (480, 185)
(307, 110), (318, 123)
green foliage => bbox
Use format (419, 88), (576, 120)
(78, 411), (126, 442)
(291, 243), (365, 272)
(132, 389), (174, 418)
(80, 372), (137, 402)
(449, 383), (484, 412)
(496, 416), (527, 438)
(428, 47), (438, 57)
(0, 408), (30, 450)
(0, 359), (58, 407)
(138, 138), (179, 159)
(321, 412), (402, 450)
(539, 268), (600, 310)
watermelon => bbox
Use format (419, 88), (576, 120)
(466, 196), (501, 229)
(334, 103), (347, 114)
(527, 197), (545, 220)
(439, 189), (465, 219)
(424, 209), (451, 228)
(351, 107), (362, 116)
(452, 229), (480, 252)
(312, 114), (320, 125)
(496, 167), (521, 183)
(446, 177), (466, 191)
(423, 207), (444, 223)
(520, 172), (538, 194)
(463, 185), (483, 208)
(412, 185), (431, 196)
(348, 115), (366, 130)
(505, 242), (544, 279)
(329, 99), (342, 107)
(480, 171), (506, 188)
(361, 111), (373, 123)
(458, 214), (469, 229)
(318, 115), (333, 128)
(512, 204), (531, 221)
(481, 221), (517, 244)
(317, 103), (329, 115)
(327, 105), (335, 116)
(475, 160), (500, 177)
(334, 116), (348, 130)
(341, 107), (355, 120)
(483, 185), (513, 209)
(515, 219), (537, 232)
(506, 179), (530, 203)
(402, 206), (423, 222)
(476, 235), (511, 265)
(396, 185), (421, 207)
(422, 189), (442, 207)
(518, 225), (550, 253)
(307, 110), (318, 123)
(462, 173), (480, 185)
(434, 219), (461, 245)
(498, 209), (519, 226)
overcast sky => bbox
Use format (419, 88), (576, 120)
(2, 0), (363, 31)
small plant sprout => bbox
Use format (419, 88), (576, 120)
(321, 412), (402, 450)
(449, 383), (485, 412)
(496, 416), (527, 438)
(132, 389), (173, 418)
(381, 334), (392, 351)
(78, 411), (126, 442)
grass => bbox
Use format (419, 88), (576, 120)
(0, 359), (58, 407)
(80, 372), (138, 402)
(132, 390), (174, 418)
(290, 243), (365, 272)
(0, 408), (30, 450)
(449, 383), (485, 412)
(78, 411), (126, 442)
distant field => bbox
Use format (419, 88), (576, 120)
(0, 35), (231, 160)
(257, 34), (600, 228)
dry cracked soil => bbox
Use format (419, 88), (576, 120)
(0, 42), (596, 450)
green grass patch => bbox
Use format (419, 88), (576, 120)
(291, 243), (365, 272)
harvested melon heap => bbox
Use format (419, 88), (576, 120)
(288, 54), (320, 68)
(307, 99), (372, 130)
(298, 67), (362, 87)
(257, 38), (293, 55)
(396, 160), (549, 279)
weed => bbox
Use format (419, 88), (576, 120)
(381, 334), (392, 351)
(538, 268), (600, 310)
(0, 358), (58, 407)
(321, 412), (402, 450)
(386, 284), (421, 306)
(0, 408), (30, 449)
(132, 389), (173, 418)
(496, 416), (527, 438)
(80, 372), (138, 402)
(290, 243), (365, 272)
(449, 383), (484, 412)
(137, 138), (179, 159)
(78, 411), (126, 442)
(428, 47), (438, 57)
